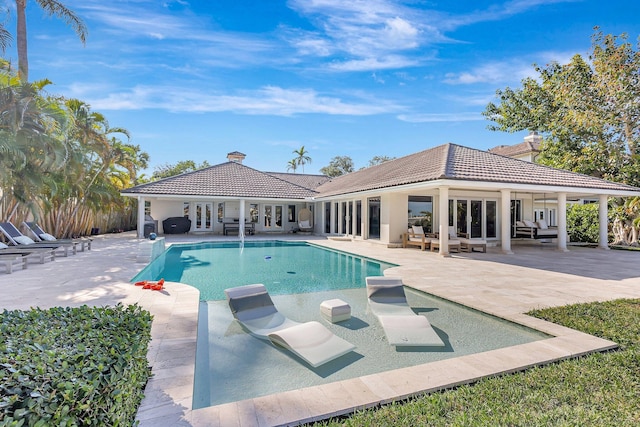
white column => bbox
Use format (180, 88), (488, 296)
(438, 186), (449, 256)
(239, 199), (245, 238)
(137, 196), (145, 239)
(500, 189), (512, 254)
(598, 194), (609, 249)
(557, 192), (568, 251)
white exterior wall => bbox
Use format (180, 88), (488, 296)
(149, 199), (186, 233)
(380, 193), (408, 244)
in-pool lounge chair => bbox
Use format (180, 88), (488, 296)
(0, 222), (76, 256)
(23, 221), (92, 251)
(225, 284), (356, 368)
(365, 276), (445, 347)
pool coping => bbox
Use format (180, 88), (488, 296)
(135, 238), (622, 426)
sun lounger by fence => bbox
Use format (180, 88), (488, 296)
(0, 242), (55, 266)
(23, 222), (92, 251)
(0, 222), (76, 256)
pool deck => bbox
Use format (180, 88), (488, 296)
(1, 232), (639, 426)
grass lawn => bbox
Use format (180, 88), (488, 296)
(312, 299), (640, 426)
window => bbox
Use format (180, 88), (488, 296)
(288, 205), (296, 222)
(217, 202), (224, 222)
(144, 201), (151, 216)
(183, 202), (190, 217)
(408, 196), (432, 233)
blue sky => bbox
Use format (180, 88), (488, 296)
(4, 0), (640, 175)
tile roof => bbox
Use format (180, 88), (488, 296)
(265, 172), (331, 189)
(122, 162), (322, 199)
(489, 140), (541, 157)
(314, 143), (640, 197)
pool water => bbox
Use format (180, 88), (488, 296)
(193, 287), (550, 408)
(132, 240), (396, 301)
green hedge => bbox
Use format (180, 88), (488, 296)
(566, 203), (601, 243)
(0, 304), (153, 426)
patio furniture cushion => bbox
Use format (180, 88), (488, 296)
(14, 236), (35, 245)
(39, 233), (56, 241)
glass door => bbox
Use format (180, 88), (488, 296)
(193, 202), (212, 232)
(263, 205), (283, 229)
(368, 197), (380, 239)
(470, 200), (482, 238)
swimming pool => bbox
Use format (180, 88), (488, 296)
(132, 240), (396, 301)
(133, 239), (549, 410)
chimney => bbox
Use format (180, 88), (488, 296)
(227, 151), (246, 164)
(524, 130), (542, 145)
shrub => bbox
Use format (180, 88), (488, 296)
(0, 304), (153, 426)
(566, 203), (600, 243)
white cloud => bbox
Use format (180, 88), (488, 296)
(443, 50), (578, 85)
(286, 0), (441, 71)
(85, 85), (404, 116)
(397, 112), (485, 123)
(329, 55), (419, 71)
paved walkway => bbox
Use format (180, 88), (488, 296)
(1, 233), (639, 426)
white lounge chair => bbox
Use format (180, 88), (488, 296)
(225, 284), (355, 368)
(365, 276), (445, 347)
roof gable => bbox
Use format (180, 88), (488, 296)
(315, 143), (640, 197)
(122, 162), (322, 199)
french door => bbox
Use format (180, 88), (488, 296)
(263, 205), (283, 229)
(449, 199), (497, 239)
(193, 202), (213, 232)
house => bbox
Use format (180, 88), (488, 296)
(488, 131), (541, 162)
(122, 144), (640, 255)
(489, 132), (597, 228)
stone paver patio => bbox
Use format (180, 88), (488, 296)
(1, 232), (638, 426)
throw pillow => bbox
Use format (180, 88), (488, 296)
(14, 236), (35, 245)
(412, 225), (425, 235)
(39, 233), (57, 241)
(537, 219), (548, 229)
(523, 220), (536, 228)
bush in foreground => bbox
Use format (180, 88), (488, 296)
(0, 304), (153, 426)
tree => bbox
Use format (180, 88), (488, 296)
(0, 24), (11, 53)
(482, 28), (640, 245)
(367, 155), (395, 167)
(286, 159), (297, 173)
(15, 0), (88, 81)
(151, 160), (210, 181)
(320, 156), (354, 177)
(482, 29), (640, 186)
(293, 145), (311, 173)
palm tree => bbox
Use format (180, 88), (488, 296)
(16, 0), (87, 81)
(293, 145), (311, 173)
(286, 159), (298, 173)
(0, 24), (11, 53)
